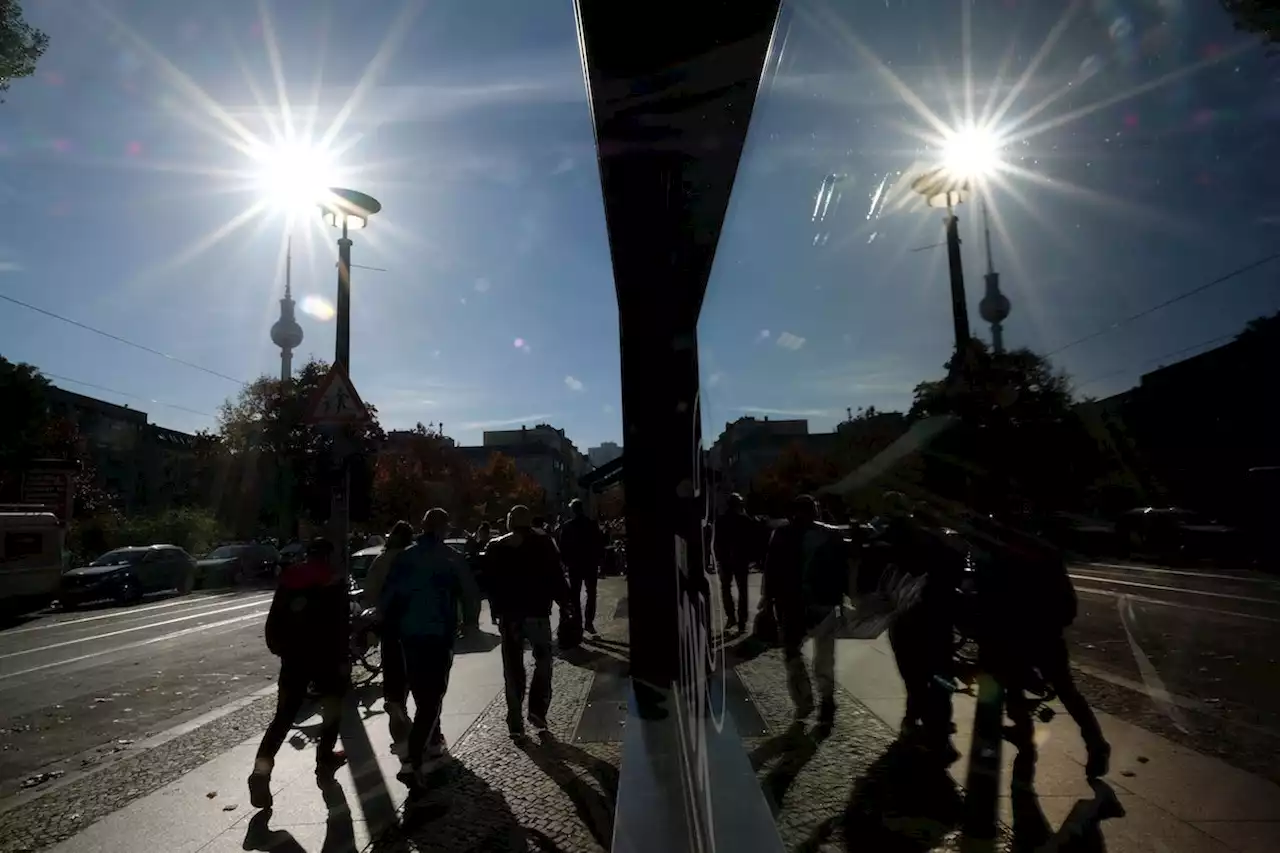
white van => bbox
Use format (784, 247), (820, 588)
(0, 510), (67, 616)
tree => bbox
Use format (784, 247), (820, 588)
(1220, 1), (1279, 53)
(1, 1), (48, 101)
(906, 342), (1105, 513)
(215, 358), (384, 535)
(753, 442), (840, 516)
(370, 422), (467, 529)
(468, 453), (546, 522)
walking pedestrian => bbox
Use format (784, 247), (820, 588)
(759, 495), (849, 726)
(713, 493), (760, 633)
(248, 538), (350, 810)
(557, 499), (605, 634)
(486, 505), (574, 737)
(380, 509), (481, 786)
(363, 520), (415, 757)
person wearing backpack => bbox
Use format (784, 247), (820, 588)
(760, 494), (850, 726)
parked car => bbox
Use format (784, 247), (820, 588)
(61, 545), (197, 608)
(198, 542), (280, 585)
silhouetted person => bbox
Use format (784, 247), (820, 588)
(380, 508), (481, 786)
(364, 520), (415, 757)
(871, 492), (964, 761)
(557, 498), (605, 634)
(714, 492), (759, 633)
(974, 512), (1111, 779)
(487, 504), (574, 737)
(248, 537), (349, 809)
(466, 521), (495, 625)
(760, 495), (848, 725)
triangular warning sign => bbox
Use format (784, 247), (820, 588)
(305, 364), (371, 425)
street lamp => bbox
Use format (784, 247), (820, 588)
(910, 125), (1003, 357)
(318, 188), (382, 373)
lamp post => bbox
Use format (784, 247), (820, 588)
(318, 187), (382, 373)
(317, 187), (380, 573)
(910, 169), (973, 356)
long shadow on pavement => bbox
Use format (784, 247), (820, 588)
(515, 730), (620, 850)
(243, 780), (356, 853)
(749, 720), (834, 817)
(1010, 756), (1125, 853)
(375, 760), (531, 852)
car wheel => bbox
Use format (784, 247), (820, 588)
(115, 575), (143, 605)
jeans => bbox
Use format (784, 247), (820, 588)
(718, 562), (750, 629)
(781, 605), (837, 713)
(887, 602), (954, 744)
(568, 566), (598, 627)
(257, 656), (346, 766)
(402, 635), (454, 768)
(381, 624), (408, 705)
(500, 616), (554, 729)
(1004, 632), (1106, 753)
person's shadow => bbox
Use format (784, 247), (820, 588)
(374, 758), (530, 851)
(1010, 756), (1125, 853)
(515, 730), (620, 850)
(243, 780), (356, 853)
(750, 720), (834, 816)
(792, 738), (964, 853)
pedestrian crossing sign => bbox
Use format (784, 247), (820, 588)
(305, 364), (371, 425)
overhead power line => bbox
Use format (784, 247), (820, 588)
(1044, 252), (1280, 358)
(42, 371), (217, 420)
(0, 291), (249, 386)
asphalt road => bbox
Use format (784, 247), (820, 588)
(1064, 560), (1280, 782)
(0, 589), (278, 800)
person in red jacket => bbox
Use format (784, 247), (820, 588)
(247, 538), (351, 809)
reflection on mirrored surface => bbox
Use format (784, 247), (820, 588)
(0, 0), (1276, 850)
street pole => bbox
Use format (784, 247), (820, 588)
(945, 206), (971, 354)
(335, 218), (352, 372)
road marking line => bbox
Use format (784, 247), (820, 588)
(0, 598), (272, 660)
(0, 610), (268, 681)
(1074, 585), (1280, 623)
(1079, 562), (1280, 585)
(1068, 574), (1280, 606)
(1, 592), (254, 636)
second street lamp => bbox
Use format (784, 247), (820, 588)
(319, 187), (382, 373)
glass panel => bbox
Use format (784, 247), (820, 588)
(700, 2), (1278, 849)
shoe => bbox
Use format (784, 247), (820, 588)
(396, 759), (417, 787)
(426, 739), (450, 762)
(316, 750), (347, 777)
(508, 723), (526, 739)
(1085, 742), (1111, 779)
(817, 697), (836, 726)
(527, 712), (548, 730)
(247, 771), (273, 810)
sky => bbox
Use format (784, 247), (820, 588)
(0, 0), (1277, 453)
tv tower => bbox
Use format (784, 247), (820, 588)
(978, 201), (1011, 354)
(269, 237), (304, 382)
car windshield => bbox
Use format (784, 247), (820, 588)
(3, 2), (1277, 850)
(90, 550), (145, 567)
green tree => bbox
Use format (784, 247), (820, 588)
(907, 342), (1104, 513)
(216, 358), (384, 535)
(1, 1), (49, 101)
(370, 422), (467, 528)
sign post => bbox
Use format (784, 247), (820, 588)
(304, 364), (372, 579)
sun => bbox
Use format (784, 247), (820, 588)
(940, 124), (1005, 181)
(251, 139), (337, 214)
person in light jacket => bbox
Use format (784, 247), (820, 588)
(380, 509), (481, 786)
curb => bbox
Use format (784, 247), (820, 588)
(0, 681), (278, 816)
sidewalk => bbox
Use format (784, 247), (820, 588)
(42, 631), (507, 853)
(824, 634), (1280, 853)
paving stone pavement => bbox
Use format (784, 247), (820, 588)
(735, 643), (1014, 853)
(0, 692), (282, 853)
(370, 585), (628, 853)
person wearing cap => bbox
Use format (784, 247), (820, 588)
(248, 537), (350, 809)
(380, 508), (481, 786)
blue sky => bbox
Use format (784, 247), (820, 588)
(1, 0), (1277, 452)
